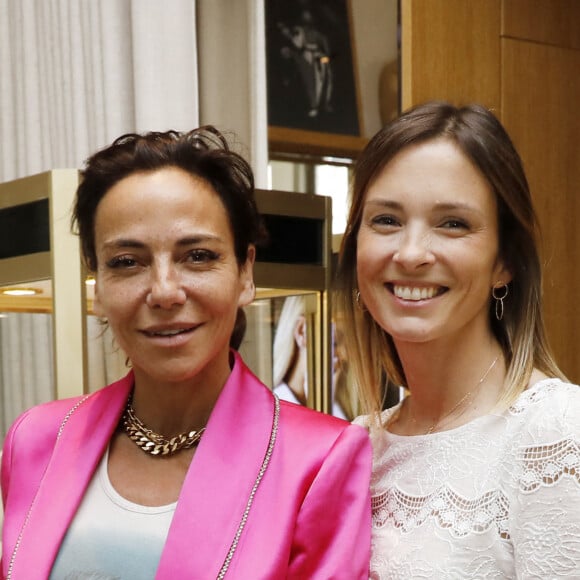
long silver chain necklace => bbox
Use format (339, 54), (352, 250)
(122, 395), (206, 457)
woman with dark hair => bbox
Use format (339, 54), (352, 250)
(336, 102), (580, 576)
(1, 127), (372, 579)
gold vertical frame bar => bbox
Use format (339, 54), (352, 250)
(49, 169), (88, 398)
(317, 194), (332, 415)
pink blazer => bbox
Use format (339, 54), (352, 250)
(1, 352), (371, 579)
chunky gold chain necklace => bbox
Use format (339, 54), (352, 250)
(122, 395), (206, 457)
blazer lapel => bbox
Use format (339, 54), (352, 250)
(9, 373), (132, 578)
(157, 353), (276, 579)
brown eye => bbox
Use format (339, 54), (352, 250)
(185, 249), (219, 263)
(372, 215), (400, 227)
(107, 256), (137, 268)
(440, 219), (468, 229)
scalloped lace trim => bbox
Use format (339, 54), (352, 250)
(372, 437), (580, 539)
(372, 486), (510, 539)
(519, 438), (580, 492)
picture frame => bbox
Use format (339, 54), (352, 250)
(266, 0), (367, 157)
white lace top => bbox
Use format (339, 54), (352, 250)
(354, 378), (580, 579)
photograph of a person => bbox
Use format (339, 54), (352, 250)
(266, 0), (360, 137)
(272, 294), (357, 420)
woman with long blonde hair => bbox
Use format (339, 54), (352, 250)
(336, 101), (580, 577)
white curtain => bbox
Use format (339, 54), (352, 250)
(0, 0), (268, 438)
(0, 0), (200, 183)
(0, 313), (54, 437)
(197, 0), (268, 187)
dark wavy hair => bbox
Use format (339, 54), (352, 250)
(72, 126), (267, 271)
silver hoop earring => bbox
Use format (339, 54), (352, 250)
(492, 283), (509, 321)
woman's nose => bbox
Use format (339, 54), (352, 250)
(392, 228), (434, 269)
(146, 265), (187, 309)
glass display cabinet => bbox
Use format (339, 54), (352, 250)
(0, 170), (86, 438)
(0, 171), (335, 440)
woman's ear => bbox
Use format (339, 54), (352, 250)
(493, 256), (513, 287)
(293, 315), (307, 349)
(92, 279), (104, 317)
(238, 245), (256, 307)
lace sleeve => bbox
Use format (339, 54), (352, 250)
(510, 387), (580, 579)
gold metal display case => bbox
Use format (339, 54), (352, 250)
(253, 188), (333, 413)
(0, 170), (86, 400)
(0, 171), (333, 417)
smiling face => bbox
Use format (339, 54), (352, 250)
(356, 138), (510, 347)
(92, 167), (255, 389)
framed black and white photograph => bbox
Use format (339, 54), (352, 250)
(266, 0), (366, 156)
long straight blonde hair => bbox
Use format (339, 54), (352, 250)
(335, 102), (567, 424)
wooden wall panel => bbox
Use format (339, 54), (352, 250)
(400, 0), (580, 380)
(503, 0), (580, 50)
(501, 38), (580, 381)
(401, 0), (501, 110)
